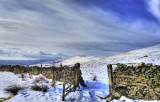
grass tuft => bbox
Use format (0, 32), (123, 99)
(31, 84), (49, 92)
(34, 76), (45, 83)
(4, 85), (24, 96)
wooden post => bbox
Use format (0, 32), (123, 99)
(52, 67), (55, 84)
(107, 64), (114, 95)
(75, 63), (80, 89)
(70, 67), (72, 91)
(74, 65), (77, 89)
(60, 63), (62, 67)
(62, 66), (66, 101)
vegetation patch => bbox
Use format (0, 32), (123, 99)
(0, 97), (12, 102)
(4, 85), (25, 96)
(31, 84), (49, 92)
(34, 76), (46, 83)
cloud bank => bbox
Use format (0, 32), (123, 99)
(0, 0), (159, 59)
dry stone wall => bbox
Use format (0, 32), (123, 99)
(113, 63), (160, 100)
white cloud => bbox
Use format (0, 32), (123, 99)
(147, 0), (160, 22)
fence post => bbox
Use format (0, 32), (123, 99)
(107, 64), (114, 95)
(60, 63), (62, 67)
(74, 63), (80, 89)
(62, 66), (66, 101)
(52, 67), (55, 84)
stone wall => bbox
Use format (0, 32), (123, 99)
(113, 63), (160, 100)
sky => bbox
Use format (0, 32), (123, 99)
(0, 0), (160, 60)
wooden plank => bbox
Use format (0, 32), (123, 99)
(65, 74), (73, 78)
(64, 90), (71, 98)
(65, 85), (70, 91)
(66, 86), (74, 92)
(65, 84), (74, 91)
(65, 79), (74, 85)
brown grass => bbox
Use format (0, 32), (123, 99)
(31, 84), (49, 92)
(34, 76), (45, 83)
(4, 85), (25, 96)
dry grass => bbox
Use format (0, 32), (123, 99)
(21, 74), (26, 81)
(29, 74), (33, 79)
(34, 76), (45, 83)
(31, 84), (49, 92)
(4, 85), (24, 96)
(31, 84), (42, 91)
(0, 97), (12, 102)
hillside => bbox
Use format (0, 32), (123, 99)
(80, 44), (160, 68)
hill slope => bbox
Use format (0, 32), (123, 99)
(80, 44), (160, 68)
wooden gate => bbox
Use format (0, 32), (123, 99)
(52, 63), (80, 101)
(62, 63), (80, 101)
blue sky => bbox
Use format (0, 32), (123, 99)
(0, 0), (160, 60)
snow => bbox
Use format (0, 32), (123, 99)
(1, 44), (160, 102)
(0, 72), (23, 98)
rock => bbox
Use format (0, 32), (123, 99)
(122, 100), (126, 102)
(114, 92), (121, 99)
(146, 63), (152, 67)
(139, 62), (145, 67)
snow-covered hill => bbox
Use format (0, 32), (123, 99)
(102, 44), (160, 64)
(55, 56), (100, 66)
(80, 44), (160, 68)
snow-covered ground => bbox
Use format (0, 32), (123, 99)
(0, 44), (160, 102)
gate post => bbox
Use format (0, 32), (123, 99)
(52, 67), (55, 84)
(107, 64), (114, 95)
(62, 66), (66, 101)
(60, 63), (62, 67)
(74, 63), (80, 89)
